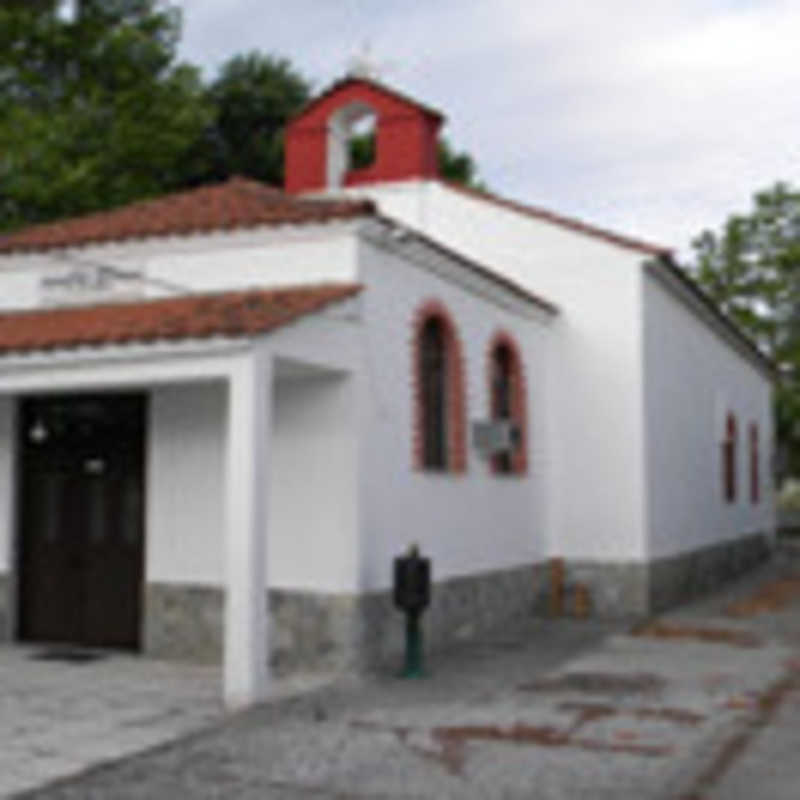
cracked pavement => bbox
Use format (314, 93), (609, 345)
(13, 544), (800, 799)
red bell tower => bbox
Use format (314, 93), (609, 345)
(284, 77), (444, 194)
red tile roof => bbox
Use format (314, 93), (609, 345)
(439, 179), (673, 258)
(0, 178), (375, 254)
(0, 284), (362, 355)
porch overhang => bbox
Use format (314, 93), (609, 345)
(0, 293), (362, 711)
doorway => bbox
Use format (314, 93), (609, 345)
(17, 393), (146, 649)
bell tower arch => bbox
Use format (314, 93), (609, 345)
(285, 78), (444, 194)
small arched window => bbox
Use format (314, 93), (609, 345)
(327, 101), (377, 189)
(750, 422), (759, 505)
(488, 332), (528, 475)
(412, 302), (467, 473)
(723, 413), (737, 503)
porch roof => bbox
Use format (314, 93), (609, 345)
(0, 283), (361, 355)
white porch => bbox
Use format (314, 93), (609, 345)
(0, 310), (360, 710)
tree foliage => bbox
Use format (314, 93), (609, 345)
(692, 182), (800, 477)
(0, 0), (211, 230)
(204, 52), (310, 185)
(0, 2), (486, 232)
(437, 138), (484, 188)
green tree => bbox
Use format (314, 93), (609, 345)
(0, 0), (212, 231)
(204, 52), (311, 185)
(691, 182), (800, 477)
(0, 1), (486, 231)
(437, 138), (484, 188)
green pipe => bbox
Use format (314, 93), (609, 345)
(402, 612), (424, 678)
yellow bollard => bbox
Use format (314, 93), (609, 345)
(549, 557), (565, 617)
(574, 583), (592, 619)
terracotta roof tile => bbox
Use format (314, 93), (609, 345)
(0, 284), (362, 355)
(0, 178), (375, 254)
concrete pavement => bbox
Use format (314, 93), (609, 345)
(0, 646), (338, 799)
(11, 546), (800, 799)
(0, 647), (221, 798)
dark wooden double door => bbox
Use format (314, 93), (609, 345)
(18, 394), (146, 650)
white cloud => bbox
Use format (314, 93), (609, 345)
(177, 0), (800, 256)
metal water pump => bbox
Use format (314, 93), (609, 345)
(393, 543), (431, 678)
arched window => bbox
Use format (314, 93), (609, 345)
(487, 332), (528, 475)
(326, 102), (377, 189)
(412, 301), (467, 473)
(750, 422), (760, 505)
(420, 317), (447, 469)
(723, 413), (737, 503)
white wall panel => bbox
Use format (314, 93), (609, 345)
(356, 181), (648, 562)
(643, 273), (775, 558)
(356, 237), (553, 591)
(0, 224), (359, 310)
(269, 372), (358, 592)
(146, 382), (226, 585)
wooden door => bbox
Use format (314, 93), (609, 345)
(18, 394), (146, 650)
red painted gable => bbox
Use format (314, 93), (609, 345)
(285, 77), (444, 193)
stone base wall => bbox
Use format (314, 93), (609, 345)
(561, 561), (650, 618)
(272, 563), (549, 674)
(355, 562), (549, 673)
(142, 563), (547, 674)
(143, 583), (223, 663)
(647, 532), (770, 613)
(0, 572), (11, 641)
(138, 535), (771, 672)
(558, 533), (771, 619)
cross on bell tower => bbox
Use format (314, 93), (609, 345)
(346, 42), (383, 81)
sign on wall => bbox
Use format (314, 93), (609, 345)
(39, 264), (144, 308)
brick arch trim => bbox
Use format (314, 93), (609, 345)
(411, 300), (467, 473)
(486, 330), (529, 475)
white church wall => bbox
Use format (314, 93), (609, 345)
(0, 223), (359, 311)
(146, 381), (227, 586)
(269, 369), (359, 594)
(141, 227), (359, 299)
(0, 269), (40, 311)
(643, 272), (774, 560)
(354, 180), (649, 563)
(143, 304), (363, 594)
(356, 236), (554, 593)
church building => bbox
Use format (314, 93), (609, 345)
(0, 77), (774, 708)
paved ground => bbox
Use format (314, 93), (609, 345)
(0, 646), (337, 799)
(10, 547), (800, 799)
(0, 647), (222, 797)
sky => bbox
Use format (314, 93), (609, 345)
(177, 0), (800, 259)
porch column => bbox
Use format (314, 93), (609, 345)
(224, 348), (271, 710)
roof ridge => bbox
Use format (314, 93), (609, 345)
(438, 179), (673, 258)
(290, 75), (445, 124)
